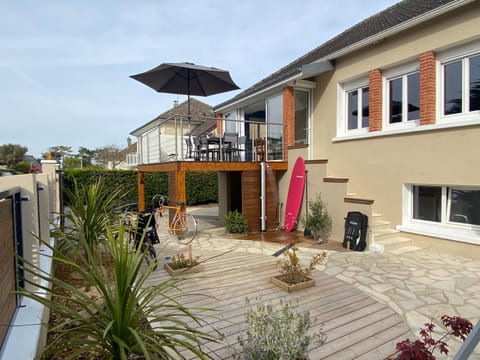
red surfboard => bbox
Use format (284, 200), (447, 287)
(284, 157), (306, 232)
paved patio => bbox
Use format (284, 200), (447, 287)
(144, 206), (480, 359)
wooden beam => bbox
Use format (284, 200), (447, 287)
(137, 161), (287, 173)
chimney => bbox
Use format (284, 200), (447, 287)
(126, 137), (132, 147)
(173, 100), (179, 108)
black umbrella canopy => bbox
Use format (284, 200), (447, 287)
(130, 62), (240, 97)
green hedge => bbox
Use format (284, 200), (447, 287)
(186, 172), (218, 205)
(63, 169), (218, 208)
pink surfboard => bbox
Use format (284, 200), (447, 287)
(284, 157), (306, 232)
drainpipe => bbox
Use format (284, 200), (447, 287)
(260, 161), (266, 232)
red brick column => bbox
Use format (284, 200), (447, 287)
(283, 86), (295, 159)
(420, 51), (436, 125)
(369, 69), (383, 132)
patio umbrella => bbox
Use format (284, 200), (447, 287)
(130, 62), (240, 121)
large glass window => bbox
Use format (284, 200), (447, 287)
(347, 86), (369, 130)
(266, 94), (283, 160)
(412, 185), (480, 226)
(413, 186), (442, 222)
(388, 71), (419, 124)
(294, 90), (309, 145)
(224, 112), (237, 133)
(470, 54), (480, 112)
(449, 188), (480, 225)
(443, 52), (480, 116)
(444, 60), (462, 115)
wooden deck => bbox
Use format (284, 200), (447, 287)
(146, 245), (411, 360)
(145, 247), (410, 359)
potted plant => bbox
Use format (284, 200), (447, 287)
(225, 210), (249, 234)
(302, 194), (332, 243)
(164, 244), (202, 276)
(237, 298), (326, 360)
(271, 246), (327, 293)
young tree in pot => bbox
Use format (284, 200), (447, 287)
(302, 195), (332, 243)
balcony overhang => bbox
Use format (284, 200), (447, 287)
(300, 60), (335, 79)
(215, 60), (334, 113)
(137, 160), (288, 173)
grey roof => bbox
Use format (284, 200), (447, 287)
(214, 0), (459, 110)
(130, 98), (214, 136)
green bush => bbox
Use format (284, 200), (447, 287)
(63, 169), (138, 206)
(225, 210), (249, 233)
(63, 169), (218, 208)
(238, 298), (326, 360)
(11, 160), (30, 173)
(186, 172), (218, 205)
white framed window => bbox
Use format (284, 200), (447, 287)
(224, 111), (238, 133)
(337, 77), (369, 137)
(294, 89), (311, 145)
(401, 184), (480, 244)
(438, 40), (480, 122)
(383, 62), (420, 128)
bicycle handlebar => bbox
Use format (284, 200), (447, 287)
(152, 194), (186, 208)
(152, 194), (168, 207)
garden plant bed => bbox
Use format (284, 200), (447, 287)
(47, 252), (116, 359)
(164, 262), (203, 276)
(270, 275), (315, 293)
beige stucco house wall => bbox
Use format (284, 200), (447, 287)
(218, 1), (480, 259)
(283, 2), (480, 257)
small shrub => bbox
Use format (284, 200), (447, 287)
(237, 298), (326, 360)
(301, 194), (332, 242)
(276, 246), (327, 284)
(225, 210), (249, 233)
(388, 315), (473, 359)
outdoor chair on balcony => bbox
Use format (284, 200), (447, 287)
(254, 137), (266, 161)
(222, 132), (238, 161)
(198, 135), (217, 161)
(233, 135), (246, 161)
(185, 137), (195, 159)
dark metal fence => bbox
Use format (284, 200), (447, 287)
(0, 188), (23, 349)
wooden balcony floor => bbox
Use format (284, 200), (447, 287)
(137, 160), (288, 173)
(144, 245), (410, 359)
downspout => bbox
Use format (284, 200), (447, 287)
(260, 161), (266, 232)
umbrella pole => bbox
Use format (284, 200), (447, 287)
(188, 93), (192, 154)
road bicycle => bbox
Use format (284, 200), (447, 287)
(152, 194), (198, 244)
(122, 209), (159, 268)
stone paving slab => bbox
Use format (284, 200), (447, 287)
(166, 207), (480, 358)
(183, 212), (480, 358)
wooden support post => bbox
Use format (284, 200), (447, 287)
(168, 169), (186, 212)
(138, 171), (145, 211)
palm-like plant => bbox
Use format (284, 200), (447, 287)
(20, 225), (220, 359)
(56, 178), (127, 264)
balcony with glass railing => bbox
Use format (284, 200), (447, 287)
(136, 114), (284, 164)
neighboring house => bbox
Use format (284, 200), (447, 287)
(214, 0), (480, 257)
(116, 137), (138, 170)
(130, 98), (215, 163)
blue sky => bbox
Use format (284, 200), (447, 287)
(0, 0), (397, 157)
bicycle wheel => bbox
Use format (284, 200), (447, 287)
(142, 241), (158, 270)
(172, 213), (197, 244)
(154, 209), (176, 241)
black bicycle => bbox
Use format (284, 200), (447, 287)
(123, 210), (159, 269)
